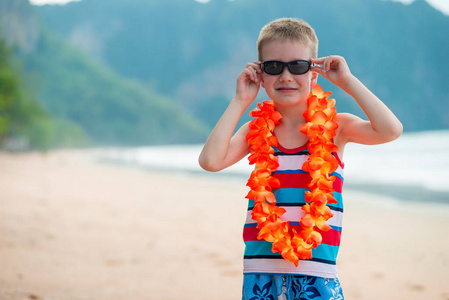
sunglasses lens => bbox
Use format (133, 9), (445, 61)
(289, 61), (310, 74)
(263, 60), (310, 75)
(263, 61), (283, 75)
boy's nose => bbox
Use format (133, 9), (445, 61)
(279, 67), (293, 82)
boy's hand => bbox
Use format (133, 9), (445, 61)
(235, 61), (262, 104)
(311, 55), (403, 146)
(311, 56), (353, 89)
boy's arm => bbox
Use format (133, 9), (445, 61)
(199, 61), (262, 172)
(311, 56), (403, 145)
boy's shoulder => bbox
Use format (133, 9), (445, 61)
(333, 112), (363, 141)
(334, 112), (360, 127)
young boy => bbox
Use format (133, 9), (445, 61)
(199, 18), (402, 299)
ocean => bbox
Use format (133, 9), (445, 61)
(96, 130), (449, 204)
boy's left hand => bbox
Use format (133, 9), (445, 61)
(310, 56), (353, 89)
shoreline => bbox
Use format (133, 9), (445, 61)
(1, 149), (448, 300)
(97, 156), (449, 206)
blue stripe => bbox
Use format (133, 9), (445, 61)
(244, 240), (339, 263)
(273, 147), (308, 155)
(273, 169), (308, 175)
(331, 171), (344, 181)
(330, 225), (342, 231)
(275, 188), (308, 203)
(244, 223), (258, 228)
(247, 189), (343, 211)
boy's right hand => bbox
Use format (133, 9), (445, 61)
(235, 61), (262, 104)
(199, 62), (261, 172)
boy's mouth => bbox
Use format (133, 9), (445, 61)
(276, 87), (297, 92)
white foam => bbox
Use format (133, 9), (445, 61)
(95, 130), (449, 193)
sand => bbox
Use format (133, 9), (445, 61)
(0, 150), (448, 300)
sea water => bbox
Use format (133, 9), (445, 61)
(96, 130), (449, 204)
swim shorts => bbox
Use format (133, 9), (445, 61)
(242, 274), (344, 300)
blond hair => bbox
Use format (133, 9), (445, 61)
(257, 18), (318, 61)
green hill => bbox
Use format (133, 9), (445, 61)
(0, 0), (209, 149)
(22, 30), (209, 145)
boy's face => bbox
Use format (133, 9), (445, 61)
(260, 40), (318, 107)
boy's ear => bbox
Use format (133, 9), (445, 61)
(260, 74), (265, 89)
(310, 72), (318, 87)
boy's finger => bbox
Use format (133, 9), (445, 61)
(310, 57), (326, 64)
(247, 67), (259, 83)
(323, 56), (334, 71)
(249, 62), (262, 73)
(310, 65), (325, 75)
(242, 68), (254, 82)
(313, 56), (335, 70)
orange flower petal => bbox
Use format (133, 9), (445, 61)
(307, 231), (323, 246)
(312, 84), (324, 97)
(310, 111), (328, 124)
(296, 245), (313, 260)
(299, 213), (315, 229)
(315, 220), (332, 231)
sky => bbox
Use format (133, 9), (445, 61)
(29, 0), (449, 16)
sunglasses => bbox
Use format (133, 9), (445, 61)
(261, 60), (312, 75)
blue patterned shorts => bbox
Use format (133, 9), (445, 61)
(242, 274), (344, 300)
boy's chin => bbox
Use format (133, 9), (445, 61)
(269, 92), (309, 102)
(271, 96), (307, 107)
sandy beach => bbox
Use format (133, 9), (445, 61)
(0, 150), (448, 300)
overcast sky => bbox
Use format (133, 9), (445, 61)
(29, 0), (449, 16)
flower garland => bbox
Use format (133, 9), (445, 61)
(245, 84), (339, 267)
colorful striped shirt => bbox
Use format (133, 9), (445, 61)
(243, 142), (345, 278)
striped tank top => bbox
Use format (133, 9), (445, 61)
(243, 142), (345, 278)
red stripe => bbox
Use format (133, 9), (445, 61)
(274, 172), (311, 189)
(333, 178), (343, 193)
(333, 152), (345, 169)
(243, 225), (341, 246)
(274, 173), (343, 193)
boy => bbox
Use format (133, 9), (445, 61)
(199, 18), (402, 299)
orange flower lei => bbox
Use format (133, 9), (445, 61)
(245, 84), (339, 266)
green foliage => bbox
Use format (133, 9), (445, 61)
(0, 37), (87, 150)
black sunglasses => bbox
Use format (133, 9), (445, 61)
(261, 60), (312, 75)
